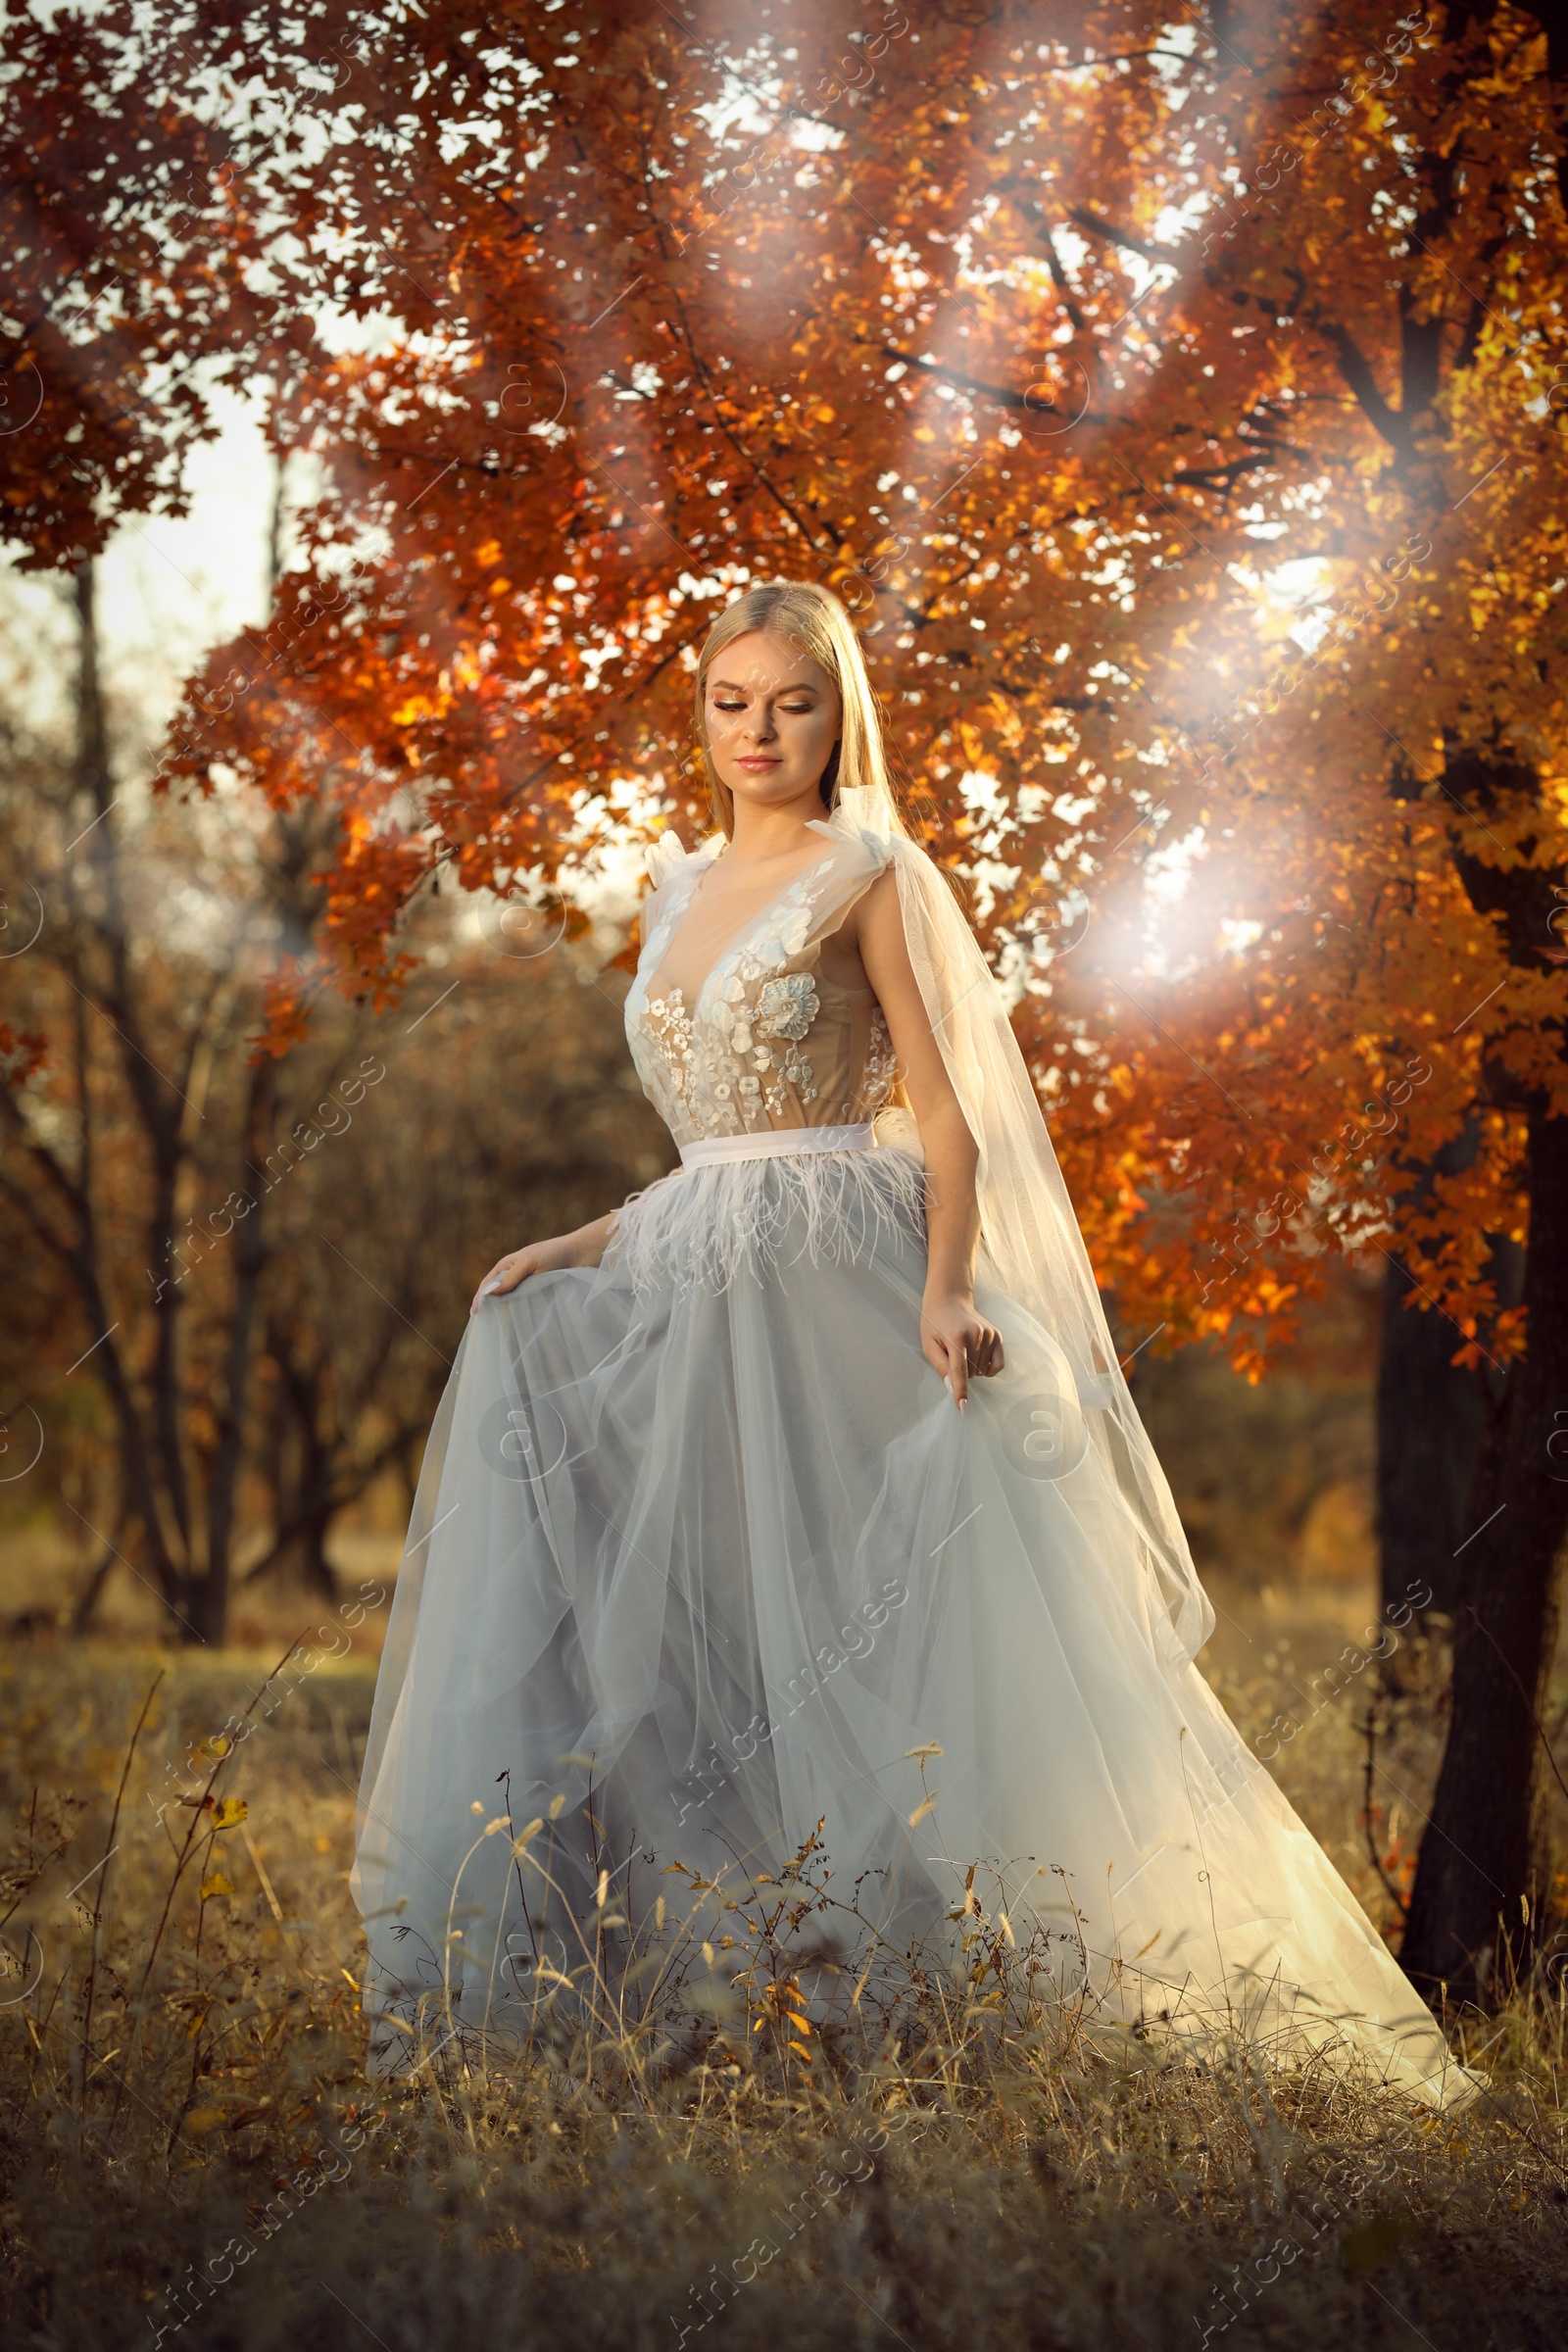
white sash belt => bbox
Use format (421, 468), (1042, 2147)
(679, 1122), (874, 1170)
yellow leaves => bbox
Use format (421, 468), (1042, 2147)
(475, 539), (503, 567)
(181, 2108), (227, 2135)
(210, 1797), (247, 1831)
(198, 1872), (233, 1901)
(750, 1970), (816, 2059)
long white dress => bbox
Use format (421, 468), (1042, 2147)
(351, 792), (1471, 2106)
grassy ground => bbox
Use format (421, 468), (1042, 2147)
(2, 1574), (1566, 2352)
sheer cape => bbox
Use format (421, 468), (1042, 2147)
(834, 786), (1214, 1665)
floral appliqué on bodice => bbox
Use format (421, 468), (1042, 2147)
(624, 816), (902, 1150)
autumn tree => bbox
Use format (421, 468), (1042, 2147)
(0, 0), (285, 569)
(992, 0), (1568, 2001)
(237, 942), (673, 1600)
(140, 0), (1210, 1004)
(0, 564), (667, 1637)
(0, 559), (369, 1640)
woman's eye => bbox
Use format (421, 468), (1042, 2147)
(713, 700), (747, 711)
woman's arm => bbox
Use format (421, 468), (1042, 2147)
(854, 868), (1004, 1409)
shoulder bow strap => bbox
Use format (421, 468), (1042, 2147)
(644, 831), (692, 892)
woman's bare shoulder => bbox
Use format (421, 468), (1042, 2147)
(842, 860), (901, 937)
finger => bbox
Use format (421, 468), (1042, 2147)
(475, 1256), (520, 1307)
(948, 1335), (969, 1410)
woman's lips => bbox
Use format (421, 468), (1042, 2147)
(736, 757), (782, 769)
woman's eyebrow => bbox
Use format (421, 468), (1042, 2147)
(710, 675), (820, 695)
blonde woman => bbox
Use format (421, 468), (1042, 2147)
(353, 582), (1471, 2106)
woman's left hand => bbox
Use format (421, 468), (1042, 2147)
(920, 1291), (1004, 1410)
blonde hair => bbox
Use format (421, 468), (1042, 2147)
(691, 580), (908, 839)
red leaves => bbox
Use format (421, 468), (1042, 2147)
(2, 4), (1559, 1368)
(0, 1020), (47, 1089)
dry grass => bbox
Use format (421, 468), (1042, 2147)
(2, 1579), (1566, 2352)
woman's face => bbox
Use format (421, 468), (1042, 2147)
(702, 630), (843, 818)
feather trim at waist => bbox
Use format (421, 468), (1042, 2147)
(605, 1141), (928, 1300)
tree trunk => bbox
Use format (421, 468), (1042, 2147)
(1376, 1248), (1484, 1623)
(1399, 1099), (1568, 2006)
(193, 1059), (275, 1645)
(297, 1510), (338, 1601)
(1374, 1122), (1503, 1633)
(70, 1538), (120, 1634)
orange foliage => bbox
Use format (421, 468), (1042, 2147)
(5, 1), (1565, 1373)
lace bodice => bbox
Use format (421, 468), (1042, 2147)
(625, 810), (902, 1149)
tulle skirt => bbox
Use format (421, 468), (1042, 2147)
(351, 1148), (1472, 2106)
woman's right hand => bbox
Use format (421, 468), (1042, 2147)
(469, 1215), (612, 1315)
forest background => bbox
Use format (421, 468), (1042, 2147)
(1, 4), (1567, 2344)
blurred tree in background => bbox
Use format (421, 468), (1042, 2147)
(0, 567), (668, 1642)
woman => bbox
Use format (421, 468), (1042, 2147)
(352, 581), (1470, 2105)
